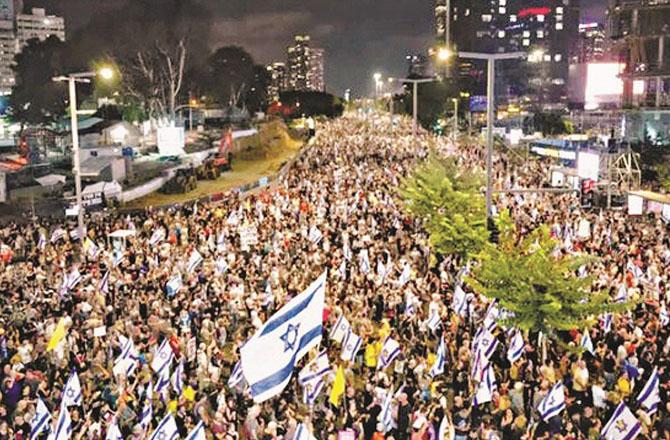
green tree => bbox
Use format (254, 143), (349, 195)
(466, 212), (632, 343)
(204, 46), (255, 108)
(400, 154), (489, 258)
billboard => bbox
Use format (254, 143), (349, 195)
(584, 63), (645, 110)
(157, 127), (185, 156)
(469, 96), (487, 113)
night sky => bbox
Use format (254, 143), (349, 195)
(30, 0), (609, 97)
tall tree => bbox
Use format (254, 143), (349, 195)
(8, 36), (70, 131)
(204, 46), (256, 108)
(465, 212), (632, 343)
(400, 154), (489, 258)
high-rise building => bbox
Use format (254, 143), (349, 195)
(287, 35), (311, 91)
(0, 19), (15, 95)
(16, 7), (64, 49)
(608, 0), (670, 108)
(308, 47), (325, 92)
(575, 22), (607, 63)
(438, 0), (580, 104)
(266, 62), (287, 102)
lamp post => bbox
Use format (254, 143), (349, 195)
(373, 73), (382, 99)
(390, 77), (436, 138)
(451, 97), (458, 145)
(53, 67), (114, 239)
(457, 51), (525, 219)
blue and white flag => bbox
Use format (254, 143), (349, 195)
(581, 331), (595, 355)
(65, 269), (83, 292)
(660, 306), (670, 327)
(30, 398), (51, 440)
(430, 336), (446, 378)
(483, 300), (499, 331)
(139, 382), (153, 432)
(149, 413), (179, 440)
(616, 284), (628, 303)
(240, 271), (327, 402)
(507, 330), (524, 363)
(50, 228), (66, 243)
(37, 233), (47, 250)
(473, 365), (496, 406)
(151, 339), (174, 373)
(538, 381), (566, 422)
(149, 228), (165, 246)
(637, 368), (660, 415)
(294, 423), (317, 440)
(359, 249), (371, 274)
(53, 405), (72, 440)
(302, 377), (325, 406)
(155, 357), (172, 398)
(452, 285), (467, 317)
(404, 293), (417, 316)
(601, 402), (641, 440)
(379, 389), (395, 433)
(187, 250), (203, 273)
(227, 361), (245, 390)
(473, 327), (498, 360)
(186, 421), (207, 440)
(62, 371), (82, 407)
(341, 330), (362, 362)
(105, 421), (123, 440)
(378, 337), (401, 370)
(602, 313), (613, 334)
(308, 225), (323, 244)
(216, 256), (228, 274)
(166, 275), (182, 297)
(425, 312), (441, 332)
(330, 314), (351, 344)
(299, 352), (330, 386)
(114, 335), (138, 377)
(171, 359), (184, 397)
(99, 270), (110, 295)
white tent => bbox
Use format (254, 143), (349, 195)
(35, 174), (66, 187)
(82, 181), (122, 199)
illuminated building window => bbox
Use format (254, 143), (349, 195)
(537, 14), (545, 22)
(544, 54), (551, 62)
(523, 31), (530, 37)
(510, 14), (517, 22)
(499, 7), (506, 14)
(499, 0), (506, 5)
(482, 14), (492, 22)
(554, 54), (562, 62)
(537, 30), (544, 38)
(465, 8), (470, 16)
(555, 22), (563, 30)
(523, 39), (530, 46)
(498, 30), (506, 38)
(556, 7), (563, 14)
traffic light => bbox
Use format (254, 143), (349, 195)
(487, 217), (500, 244)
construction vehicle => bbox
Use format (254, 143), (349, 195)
(160, 168), (197, 194)
(196, 159), (221, 180)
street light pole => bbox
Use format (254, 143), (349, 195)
(390, 77), (436, 137)
(457, 52), (525, 219)
(452, 97), (458, 145)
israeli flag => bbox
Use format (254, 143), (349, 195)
(139, 382), (153, 432)
(637, 368), (660, 415)
(378, 337), (401, 370)
(149, 413), (179, 440)
(538, 381), (566, 422)
(66, 269), (83, 291)
(50, 228), (66, 243)
(601, 402), (641, 440)
(341, 330), (362, 362)
(581, 331), (595, 355)
(452, 285), (467, 317)
(216, 256), (229, 274)
(187, 250), (204, 273)
(30, 398), (51, 440)
(37, 233), (47, 251)
(507, 330), (524, 363)
(298, 352), (330, 386)
(615, 284), (628, 303)
(473, 365), (496, 406)
(379, 389), (395, 433)
(62, 371), (82, 407)
(470, 347), (489, 382)
(186, 421), (207, 440)
(425, 312), (441, 332)
(149, 228), (165, 246)
(53, 405), (72, 440)
(302, 377), (325, 406)
(114, 335), (138, 377)
(329, 315), (351, 344)
(294, 423), (317, 440)
(227, 361), (245, 390)
(216, 231), (226, 253)
(151, 339), (174, 373)
(155, 358), (172, 398)
(473, 327), (498, 360)
(240, 271), (326, 403)
(308, 225), (323, 244)
(602, 313), (613, 334)
(166, 275), (182, 297)
(404, 293), (417, 316)
(171, 359), (184, 397)
(483, 300), (499, 331)
(99, 270), (110, 295)
(661, 306), (670, 327)
(359, 249), (371, 274)
(430, 336), (446, 378)
(105, 421), (123, 440)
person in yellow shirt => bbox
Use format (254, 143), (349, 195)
(365, 338), (380, 368)
(616, 371), (632, 397)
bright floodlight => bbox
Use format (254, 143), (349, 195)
(437, 47), (452, 62)
(99, 67), (114, 80)
(373, 72), (382, 82)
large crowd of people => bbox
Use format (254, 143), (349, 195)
(0, 112), (668, 440)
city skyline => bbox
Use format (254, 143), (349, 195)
(25, 0), (609, 97)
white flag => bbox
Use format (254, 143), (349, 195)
(30, 398), (51, 440)
(294, 423), (317, 440)
(359, 249), (371, 274)
(329, 315), (351, 344)
(149, 413), (179, 440)
(166, 275), (182, 297)
(308, 225), (323, 244)
(149, 228), (165, 246)
(61, 371), (82, 407)
(378, 337), (401, 370)
(340, 330), (362, 362)
(105, 421), (123, 440)
(240, 271), (326, 402)
(397, 263), (411, 287)
(538, 381), (566, 422)
(601, 403), (641, 440)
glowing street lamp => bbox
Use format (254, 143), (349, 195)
(437, 47), (453, 62)
(53, 66), (115, 240)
